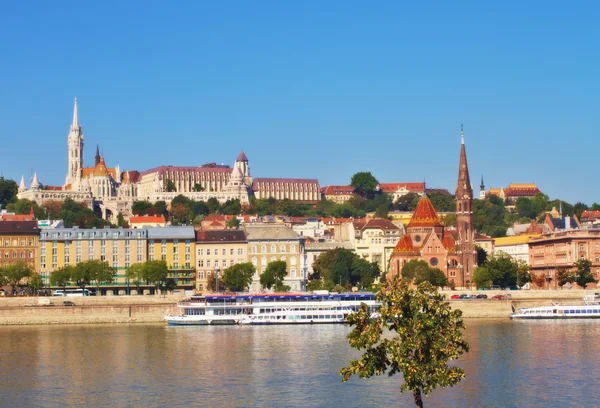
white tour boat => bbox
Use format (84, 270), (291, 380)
(510, 294), (600, 320)
(165, 292), (378, 326)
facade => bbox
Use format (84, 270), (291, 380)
(147, 227), (196, 292)
(346, 219), (402, 273)
(244, 224), (307, 292)
(487, 183), (542, 202)
(581, 210), (600, 228)
(0, 221), (40, 272)
(494, 235), (538, 265)
(475, 233), (494, 257)
(129, 215), (167, 228)
(195, 230), (248, 293)
(252, 178), (321, 202)
(289, 217), (328, 239)
(321, 185), (356, 204)
(378, 182), (426, 201)
(528, 229), (600, 289)
(39, 227), (149, 294)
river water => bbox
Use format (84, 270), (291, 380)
(1, 320), (598, 407)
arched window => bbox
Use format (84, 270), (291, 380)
(251, 245), (257, 254)
(280, 244), (286, 253)
(271, 244), (277, 253)
(261, 245), (267, 253)
(280, 256), (286, 262)
(251, 256), (257, 266)
(290, 257), (296, 266)
(290, 245), (296, 253)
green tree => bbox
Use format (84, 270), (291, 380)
(341, 279), (469, 408)
(126, 263), (144, 295)
(443, 213), (456, 228)
(162, 278), (178, 293)
(71, 261), (93, 293)
(427, 192), (456, 212)
(0, 177), (18, 208)
(151, 201), (168, 216)
(556, 268), (575, 288)
(222, 262), (255, 292)
(226, 217), (241, 229)
(189, 201), (209, 219)
(260, 260), (288, 291)
(192, 183), (204, 192)
(473, 266), (492, 289)
(50, 266), (74, 293)
(142, 260), (169, 293)
(395, 192), (421, 211)
(171, 194), (191, 207)
(476, 246), (488, 266)
(6, 198), (46, 219)
(573, 202), (589, 219)
(76, 260), (115, 294)
(131, 200), (152, 215)
(516, 261), (531, 288)
(476, 253), (518, 288)
(220, 199), (242, 215)
(28, 272), (44, 295)
(374, 204), (389, 219)
(164, 179), (176, 192)
(401, 260), (447, 288)
(1, 261), (33, 295)
(116, 212), (127, 227)
(350, 172), (379, 199)
(207, 197), (220, 214)
(575, 259), (595, 289)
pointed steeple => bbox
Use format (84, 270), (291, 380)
(456, 126), (472, 198)
(31, 172), (40, 190)
(95, 143), (101, 166)
(480, 175), (485, 191)
(461, 123), (465, 145)
(72, 97), (80, 128)
(19, 176), (26, 193)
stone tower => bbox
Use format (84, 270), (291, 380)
(66, 97), (84, 188)
(479, 175), (486, 199)
(455, 126), (477, 288)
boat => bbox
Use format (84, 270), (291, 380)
(165, 292), (378, 326)
(510, 294), (600, 320)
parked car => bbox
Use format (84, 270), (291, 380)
(63, 301), (76, 306)
(450, 294), (461, 299)
(490, 285), (501, 290)
(468, 294), (478, 299)
(459, 294), (469, 299)
(491, 294), (504, 300)
(476, 294), (488, 299)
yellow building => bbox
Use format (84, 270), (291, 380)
(195, 230), (248, 293)
(39, 227), (148, 295)
(494, 234), (539, 265)
(245, 224), (307, 292)
(0, 220), (40, 275)
(147, 227), (196, 292)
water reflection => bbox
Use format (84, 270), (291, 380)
(1, 320), (599, 407)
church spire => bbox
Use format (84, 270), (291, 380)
(461, 123), (464, 145)
(19, 175), (26, 193)
(72, 97), (80, 128)
(95, 143), (101, 166)
(480, 175), (485, 191)
(456, 126), (472, 198)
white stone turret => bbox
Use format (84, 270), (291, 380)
(31, 172), (40, 190)
(65, 97), (84, 188)
(235, 150), (251, 186)
(18, 176), (26, 193)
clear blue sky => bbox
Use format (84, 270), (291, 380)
(1, 1), (598, 204)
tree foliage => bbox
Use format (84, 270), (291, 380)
(401, 260), (447, 288)
(50, 266), (74, 292)
(350, 172), (379, 199)
(473, 253), (520, 289)
(126, 263), (145, 294)
(75, 260), (115, 293)
(310, 248), (379, 290)
(141, 260), (169, 292)
(1, 261), (33, 295)
(341, 279), (469, 407)
(0, 177), (18, 209)
(260, 261), (288, 291)
(222, 262), (255, 292)
(575, 259), (595, 289)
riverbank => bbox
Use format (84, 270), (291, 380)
(0, 289), (593, 325)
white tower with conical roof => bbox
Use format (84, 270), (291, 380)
(65, 97), (84, 189)
(18, 176), (27, 193)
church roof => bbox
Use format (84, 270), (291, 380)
(442, 235), (456, 251)
(408, 197), (443, 228)
(237, 151), (248, 162)
(82, 157), (117, 178)
(392, 235), (416, 254)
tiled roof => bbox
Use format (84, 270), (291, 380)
(487, 188), (503, 196)
(474, 232), (493, 241)
(139, 165), (232, 178)
(580, 210), (600, 222)
(130, 215), (166, 224)
(442, 235), (456, 251)
(321, 185), (356, 195)
(244, 224), (301, 240)
(43, 186), (63, 191)
(0, 221), (39, 234)
(362, 219), (400, 231)
(392, 235), (415, 254)
(408, 197), (443, 228)
(147, 226), (196, 239)
(122, 171), (140, 184)
(237, 151), (248, 162)
(196, 230), (247, 243)
(379, 182), (426, 193)
(81, 157), (117, 179)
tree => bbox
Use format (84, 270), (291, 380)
(142, 260), (169, 293)
(207, 197), (220, 214)
(116, 212), (127, 227)
(575, 259), (595, 289)
(220, 199), (241, 215)
(222, 262), (255, 292)
(162, 278), (178, 293)
(443, 213), (456, 228)
(260, 261), (288, 291)
(226, 217), (240, 229)
(193, 183), (204, 192)
(476, 246), (488, 266)
(478, 253), (518, 288)
(395, 192), (421, 212)
(77, 260), (115, 294)
(28, 272), (44, 295)
(164, 179), (176, 192)
(473, 266), (492, 289)
(6, 198), (45, 219)
(0, 177), (18, 209)
(170, 203), (189, 225)
(350, 172), (379, 199)
(50, 266), (73, 293)
(557, 268), (575, 288)
(1, 261), (33, 295)
(531, 272), (546, 289)
(374, 204), (389, 219)
(427, 192), (456, 212)
(516, 261), (531, 288)
(400, 260), (447, 288)
(71, 261), (94, 293)
(126, 263), (144, 295)
(131, 200), (152, 215)
(341, 279), (469, 408)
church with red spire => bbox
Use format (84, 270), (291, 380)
(388, 127), (477, 288)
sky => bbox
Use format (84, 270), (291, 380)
(0, 1), (598, 204)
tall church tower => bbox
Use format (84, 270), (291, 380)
(65, 97), (84, 188)
(455, 126), (477, 288)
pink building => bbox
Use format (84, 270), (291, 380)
(528, 229), (600, 289)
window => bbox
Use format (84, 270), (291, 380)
(137, 254), (142, 262)
(252, 245), (257, 254)
(290, 245), (296, 253)
(101, 240), (106, 247)
(280, 256), (286, 262)
(198, 249), (203, 256)
(206, 260), (210, 267)
(207, 249), (211, 256)
(580, 244), (585, 252)
(280, 245), (286, 253)
(230, 248), (234, 256)
(261, 245), (266, 253)
(238, 248), (243, 256)
(271, 244), (276, 253)
(291, 268), (296, 278)
(199, 271), (205, 279)
(198, 260), (204, 267)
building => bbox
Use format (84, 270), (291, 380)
(147, 227), (196, 292)
(544, 213), (581, 232)
(0, 207), (35, 221)
(289, 217), (328, 239)
(129, 215), (167, 228)
(494, 235), (539, 265)
(581, 210), (600, 228)
(506, 220), (550, 236)
(321, 185), (356, 204)
(0, 221), (40, 273)
(475, 233), (494, 257)
(346, 218), (402, 273)
(244, 224), (307, 292)
(528, 229), (600, 289)
(487, 183), (542, 202)
(378, 182), (426, 201)
(39, 227), (149, 294)
(389, 128), (476, 288)
(195, 230), (248, 293)
(252, 178), (321, 202)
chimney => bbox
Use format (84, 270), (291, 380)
(566, 217), (571, 230)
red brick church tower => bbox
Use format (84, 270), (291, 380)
(455, 126), (477, 287)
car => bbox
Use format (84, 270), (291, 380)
(491, 294), (504, 300)
(450, 294), (461, 299)
(476, 294), (488, 299)
(459, 294), (469, 299)
(63, 301), (76, 306)
(468, 294), (478, 299)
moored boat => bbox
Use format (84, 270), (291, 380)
(510, 294), (600, 320)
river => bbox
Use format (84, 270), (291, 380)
(1, 320), (598, 407)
